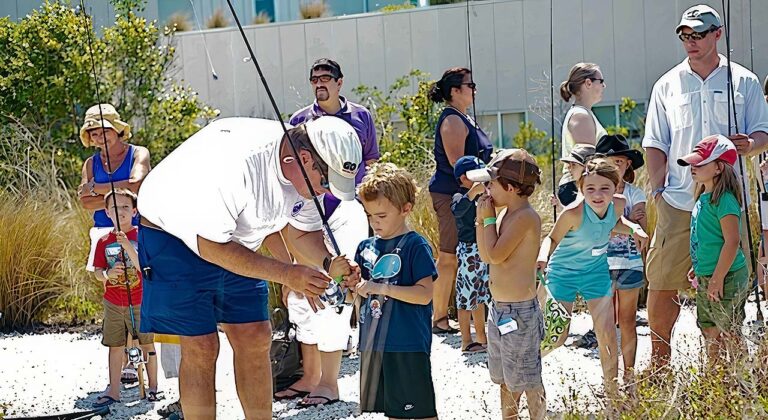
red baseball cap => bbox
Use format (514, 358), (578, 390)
(677, 135), (737, 167)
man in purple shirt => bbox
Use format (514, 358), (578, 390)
(290, 58), (379, 187)
(277, 58), (378, 407)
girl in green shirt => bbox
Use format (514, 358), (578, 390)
(678, 135), (749, 362)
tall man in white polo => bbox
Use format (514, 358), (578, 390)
(137, 116), (362, 419)
(643, 4), (768, 367)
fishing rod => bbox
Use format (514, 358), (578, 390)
(224, 1), (345, 272)
(549, 0), (556, 221)
(465, 0), (479, 128)
(78, 0), (148, 398)
(188, 0), (219, 80)
(721, 0), (764, 325)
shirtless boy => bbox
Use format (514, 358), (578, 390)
(468, 149), (545, 419)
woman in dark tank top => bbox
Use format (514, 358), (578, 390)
(427, 67), (493, 334)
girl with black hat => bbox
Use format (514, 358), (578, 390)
(595, 133), (646, 382)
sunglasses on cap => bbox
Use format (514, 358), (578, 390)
(310, 74), (337, 83)
(678, 27), (718, 42)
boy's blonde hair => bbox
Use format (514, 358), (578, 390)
(359, 162), (418, 209)
(104, 188), (138, 208)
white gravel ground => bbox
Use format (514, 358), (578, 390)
(2, 302), (766, 419)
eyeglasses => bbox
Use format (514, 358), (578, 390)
(678, 27), (718, 42)
(459, 82), (477, 89)
(309, 74), (336, 84)
(588, 77), (605, 85)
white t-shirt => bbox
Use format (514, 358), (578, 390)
(291, 195), (369, 258)
(607, 183), (647, 271)
(138, 118), (317, 255)
(642, 55), (768, 211)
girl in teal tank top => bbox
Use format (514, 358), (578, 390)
(537, 158), (649, 395)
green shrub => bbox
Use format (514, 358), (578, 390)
(0, 0), (217, 187)
(379, 3), (417, 12)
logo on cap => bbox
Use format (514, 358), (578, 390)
(685, 9), (701, 19)
(342, 161), (358, 174)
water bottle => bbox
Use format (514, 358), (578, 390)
(320, 278), (346, 307)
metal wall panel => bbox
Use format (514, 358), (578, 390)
(356, 15), (387, 91)
(493, 1), (526, 112)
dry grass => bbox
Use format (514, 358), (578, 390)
(164, 12), (191, 32)
(206, 8), (229, 29)
(252, 11), (271, 25)
(299, 1), (329, 19)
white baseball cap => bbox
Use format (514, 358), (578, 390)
(304, 116), (362, 201)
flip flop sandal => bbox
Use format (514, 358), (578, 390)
(147, 390), (166, 402)
(158, 400), (182, 418)
(462, 342), (487, 354)
(274, 386), (311, 401)
(297, 395), (340, 408)
(92, 395), (120, 408)
(431, 317), (459, 334)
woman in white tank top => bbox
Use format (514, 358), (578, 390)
(559, 63), (607, 164)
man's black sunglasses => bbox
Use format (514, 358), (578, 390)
(678, 27), (719, 42)
(310, 74), (337, 83)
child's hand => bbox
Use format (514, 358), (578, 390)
(476, 193), (496, 218)
(536, 259), (548, 274)
(115, 231), (132, 248)
(628, 207), (646, 223)
(356, 280), (382, 298)
(687, 267), (698, 289)
(632, 228), (650, 252)
(340, 261), (361, 289)
(106, 263), (125, 281)
(328, 255), (352, 279)
(707, 277), (724, 302)
(549, 194), (558, 208)
(468, 182), (485, 199)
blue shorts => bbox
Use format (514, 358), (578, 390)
(138, 225), (269, 336)
(546, 273), (612, 303)
(610, 269), (645, 290)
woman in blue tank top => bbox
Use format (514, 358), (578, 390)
(77, 103), (151, 272)
(537, 158), (648, 395)
(426, 67), (493, 334)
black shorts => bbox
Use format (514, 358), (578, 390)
(360, 351), (437, 419)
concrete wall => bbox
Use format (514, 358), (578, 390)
(170, 0), (767, 143)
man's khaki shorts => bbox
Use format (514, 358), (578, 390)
(646, 198), (692, 291)
(102, 299), (154, 347)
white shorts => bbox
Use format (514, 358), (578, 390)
(86, 227), (113, 272)
(287, 291), (353, 352)
(160, 343), (181, 379)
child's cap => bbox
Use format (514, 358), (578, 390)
(453, 156), (485, 181)
(677, 134), (737, 167)
(466, 148), (541, 186)
(560, 144), (596, 166)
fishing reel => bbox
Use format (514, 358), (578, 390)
(126, 346), (144, 365)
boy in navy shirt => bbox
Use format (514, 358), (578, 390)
(355, 163), (438, 420)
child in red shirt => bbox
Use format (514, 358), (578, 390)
(92, 188), (159, 407)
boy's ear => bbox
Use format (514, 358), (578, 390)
(401, 202), (413, 214)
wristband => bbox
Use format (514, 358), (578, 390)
(333, 275), (344, 284)
(322, 255), (331, 272)
(483, 217), (497, 227)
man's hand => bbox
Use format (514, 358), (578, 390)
(328, 255), (352, 279)
(356, 279), (382, 299)
(281, 265), (330, 303)
(730, 133), (754, 155)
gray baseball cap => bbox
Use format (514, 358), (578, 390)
(676, 4), (722, 33)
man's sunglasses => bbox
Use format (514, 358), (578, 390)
(310, 74), (337, 83)
(460, 82), (477, 89)
(678, 27), (718, 42)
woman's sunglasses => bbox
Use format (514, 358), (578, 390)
(460, 82), (477, 89)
